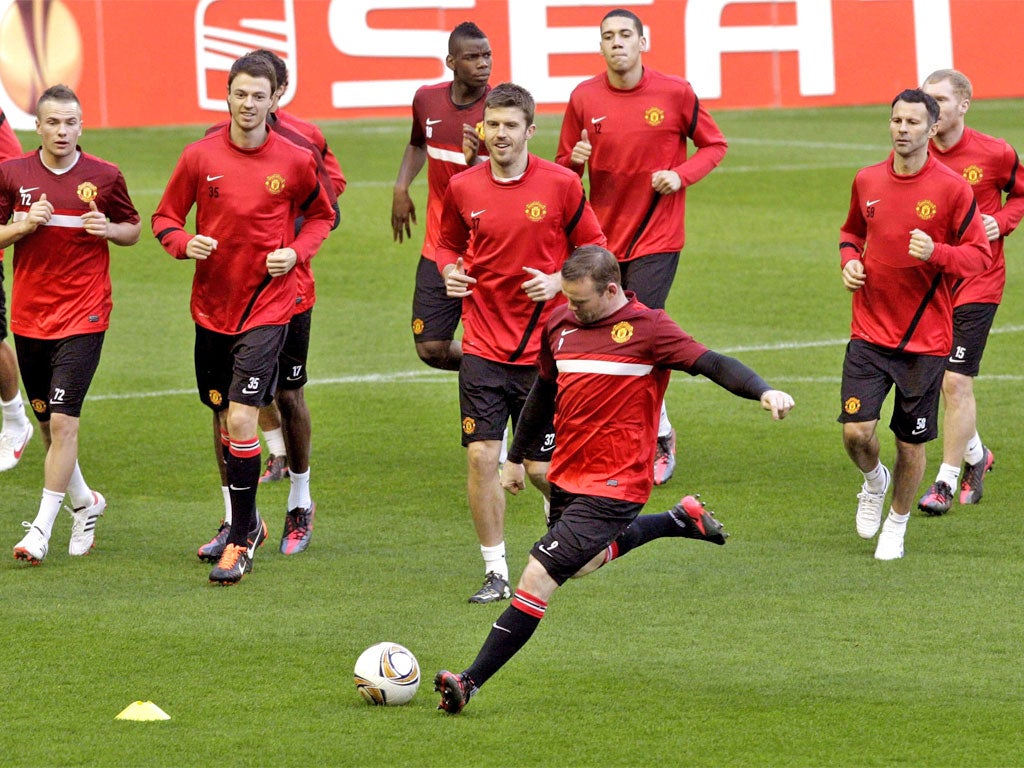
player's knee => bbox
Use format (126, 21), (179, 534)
(416, 340), (457, 370)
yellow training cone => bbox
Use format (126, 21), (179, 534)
(115, 701), (171, 721)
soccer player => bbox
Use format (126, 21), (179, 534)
(435, 83), (605, 603)
(916, 69), (1024, 514)
(152, 53), (334, 584)
(196, 47), (346, 560)
(0, 104), (34, 472)
(392, 21), (492, 371)
(433, 245), (794, 714)
(0, 86), (140, 562)
(556, 8), (727, 486)
(839, 90), (992, 560)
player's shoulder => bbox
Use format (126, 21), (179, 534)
(570, 73), (608, 98)
(528, 154), (581, 182)
(413, 80), (453, 106)
(78, 150), (123, 173)
(965, 126), (1015, 156)
(644, 67), (693, 92)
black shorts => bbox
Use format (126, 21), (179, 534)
(194, 324), (287, 412)
(946, 302), (997, 377)
(277, 308), (312, 390)
(620, 251), (680, 310)
(838, 339), (945, 444)
(0, 260), (7, 340)
(412, 255), (462, 343)
(458, 353), (554, 458)
(14, 332), (104, 420)
(531, 484), (643, 585)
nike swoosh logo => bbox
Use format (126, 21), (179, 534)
(18, 186), (39, 195)
(12, 432), (30, 459)
(285, 375), (302, 381)
(591, 116), (606, 124)
(241, 387), (259, 394)
(426, 118), (442, 126)
(947, 358), (966, 364)
(539, 541), (559, 555)
(206, 174), (224, 182)
(560, 328), (578, 337)
(492, 623), (512, 634)
(228, 484), (252, 491)
(911, 427), (927, 435)
(866, 199), (881, 206)
(471, 209), (486, 217)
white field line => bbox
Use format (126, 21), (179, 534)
(88, 325), (1024, 402)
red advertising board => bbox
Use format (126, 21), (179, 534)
(1, 0), (1021, 130)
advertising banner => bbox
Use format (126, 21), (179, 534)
(1, 0), (1021, 130)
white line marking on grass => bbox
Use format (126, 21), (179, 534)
(85, 325), (1024, 401)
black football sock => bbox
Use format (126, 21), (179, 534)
(606, 509), (681, 561)
(225, 437), (261, 547)
(464, 590), (546, 688)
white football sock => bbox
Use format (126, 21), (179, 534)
(481, 542), (508, 581)
(263, 427), (286, 458)
(288, 468), (312, 510)
(964, 433), (984, 466)
(33, 489), (65, 538)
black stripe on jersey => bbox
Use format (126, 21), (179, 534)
(508, 301), (546, 364)
(1002, 152), (1019, 194)
(299, 181), (321, 212)
(155, 226), (186, 244)
(896, 273), (943, 353)
(236, 274), (273, 333)
(955, 198), (978, 240)
(686, 97), (700, 139)
(622, 193), (661, 261)
(563, 193), (585, 237)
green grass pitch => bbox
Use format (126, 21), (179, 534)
(2, 101), (1023, 767)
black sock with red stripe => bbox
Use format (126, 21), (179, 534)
(225, 436), (261, 547)
(464, 590), (546, 688)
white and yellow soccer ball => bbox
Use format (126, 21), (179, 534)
(353, 642), (420, 706)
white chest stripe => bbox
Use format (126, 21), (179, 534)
(12, 211), (85, 229)
(556, 359), (653, 376)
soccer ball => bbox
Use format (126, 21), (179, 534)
(353, 642), (420, 706)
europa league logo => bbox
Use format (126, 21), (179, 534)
(0, 0), (82, 114)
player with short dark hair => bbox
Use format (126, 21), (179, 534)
(153, 52), (334, 584)
(435, 82), (606, 604)
(0, 104), (34, 472)
(915, 69), (1024, 514)
(434, 245), (794, 714)
(839, 89), (992, 560)
(392, 21), (492, 371)
(194, 48), (347, 561)
(0, 86), (140, 563)
(556, 7), (728, 487)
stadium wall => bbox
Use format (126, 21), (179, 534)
(0, 0), (1021, 130)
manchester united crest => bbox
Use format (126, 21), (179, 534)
(76, 181), (97, 203)
(411, 318), (425, 335)
(31, 398), (46, 414)
(525, 201), (547, 222)
(843, 396), (861, 415)
(915, 199), (936, 220)
(962, 165), (983, 185)
(462, 417), (476, 435)
(644, 106), (665, 127)
(265, 173), (286, 194)
(475, 121), (485, 140)
(209, 389), (223, 407)
(611, 321), (634, 343)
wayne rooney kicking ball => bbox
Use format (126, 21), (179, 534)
(353, 642), (420, 705)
